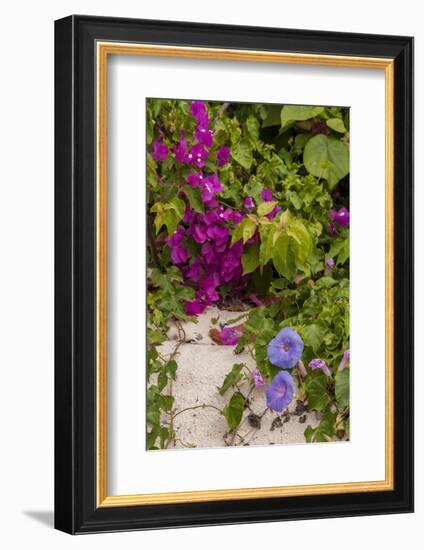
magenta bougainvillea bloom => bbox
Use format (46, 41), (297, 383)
(216, 146), (230, 167)
(219, 327), (242, 346)
(170, 246), (188, 265)
(325, 258), (335, 269)
(309, 358), (331, 376)
(330, 207), (350, 227)
(200, 173), (223, 207)
(329, 222), (338, 236)
(260, 188), (281, 219)
(267, 327), (304, 369)
(185, 299), (206, 316)
(251, 368), (265, 388)
(184, 260), (202, 282)
(173, 130), (188, 163)
(261, 188), (273, 202)
(244, 196), (255, 210)
(186, 171), (203, 187)
(266, 371), (294, 412)
(190, 101), (209, 127)
(187, 143), (209, 168)
(151, 137), (168, 161)
(195, 126), (214, 147)
(338, 349), (350, 371)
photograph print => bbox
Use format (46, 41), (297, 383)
(146, 98), (350, 451)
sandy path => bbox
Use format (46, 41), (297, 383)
(157, 307), (319, 450)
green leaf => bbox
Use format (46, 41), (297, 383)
(304, 135), (349, 189)
(231, 140), (253, 170)
(257, 201), (277, 217)
(326, 117), (347, 133)
(337, 237), (350, 265)
(218, 364), (244, 395)
(281, 105), (324, 128)
(303, 324), (324, 353)
(246, 115), (260, 142)
(232, 218), (257, 244)
(287, 220), (312, 267)
(335, 367), (350, 407)
(262, 104), (282, 128)
(303, 372), (330, 411)
(147, 410), (160, 428)
(167, 196), (186, 219)
(147, 428), (159, 449)
(157, 371), (168, 391)
(304, 409), (336, 443)
(223, 393), (244, 432)
(242, 243), (260, 275)
(183, 184), (204, 213)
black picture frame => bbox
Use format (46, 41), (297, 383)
(55, 15), (414, 534)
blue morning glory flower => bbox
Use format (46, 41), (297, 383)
(266, 371), (294, 412)
(267, 327), (304, 369)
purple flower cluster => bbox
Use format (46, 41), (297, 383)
(152, 100), (246, 316)
(330, 207), (350, 228)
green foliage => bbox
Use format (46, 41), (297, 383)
(146, 98), (350, 447)
(218, 363), (245, 395)
(281, 105), (325, 129)
(304, 135), (349, 189)
(335, 367), (350, 407)
(223, 392), (245, 432)
(150, 196), (186, 236)
(304, 409), (336, 443)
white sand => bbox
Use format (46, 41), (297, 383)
(157, 307), (319, 449)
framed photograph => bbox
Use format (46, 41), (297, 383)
(54, 15), (414, 534)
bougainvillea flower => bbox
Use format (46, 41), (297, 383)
(338, 349), (350, 371)
(173, 130), (188, 163)
(266, 371), (294, 412)
(330, 207), (350, 227)
(267, 327), (304, 369)
(229, 211), (243, 224)
(216, 146), (230, 167)
(192, 223), (208, 244)
(186, 143), (209, 168)
(195, 126), (214, 147)
(185, 261), (202, 282)
(220, 243), (243, 283)
(186, 172), (203, 187)
(201, 242), (218, 265)
(309, 358), (331, 376)
(244, 196), (255, 210)
(170, 245), (188, 265)
(325, 258), (335, 269)
(190, 101), (209, 127)
(206, 224), (229, 246)
(251, 368), (265, 388)
(185, 298), (206, 316)
(261, 188), (274, 202)
(151, 137), (168, 161)
(167, 227), (186, 247)
(182, 204), (194, 224)
(197, 285), (219, 303)
(200, 173), (223, 206)
(329, 222), (338, 236)
(219, 327), (242, 345)
(267, 204), (282, 220)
